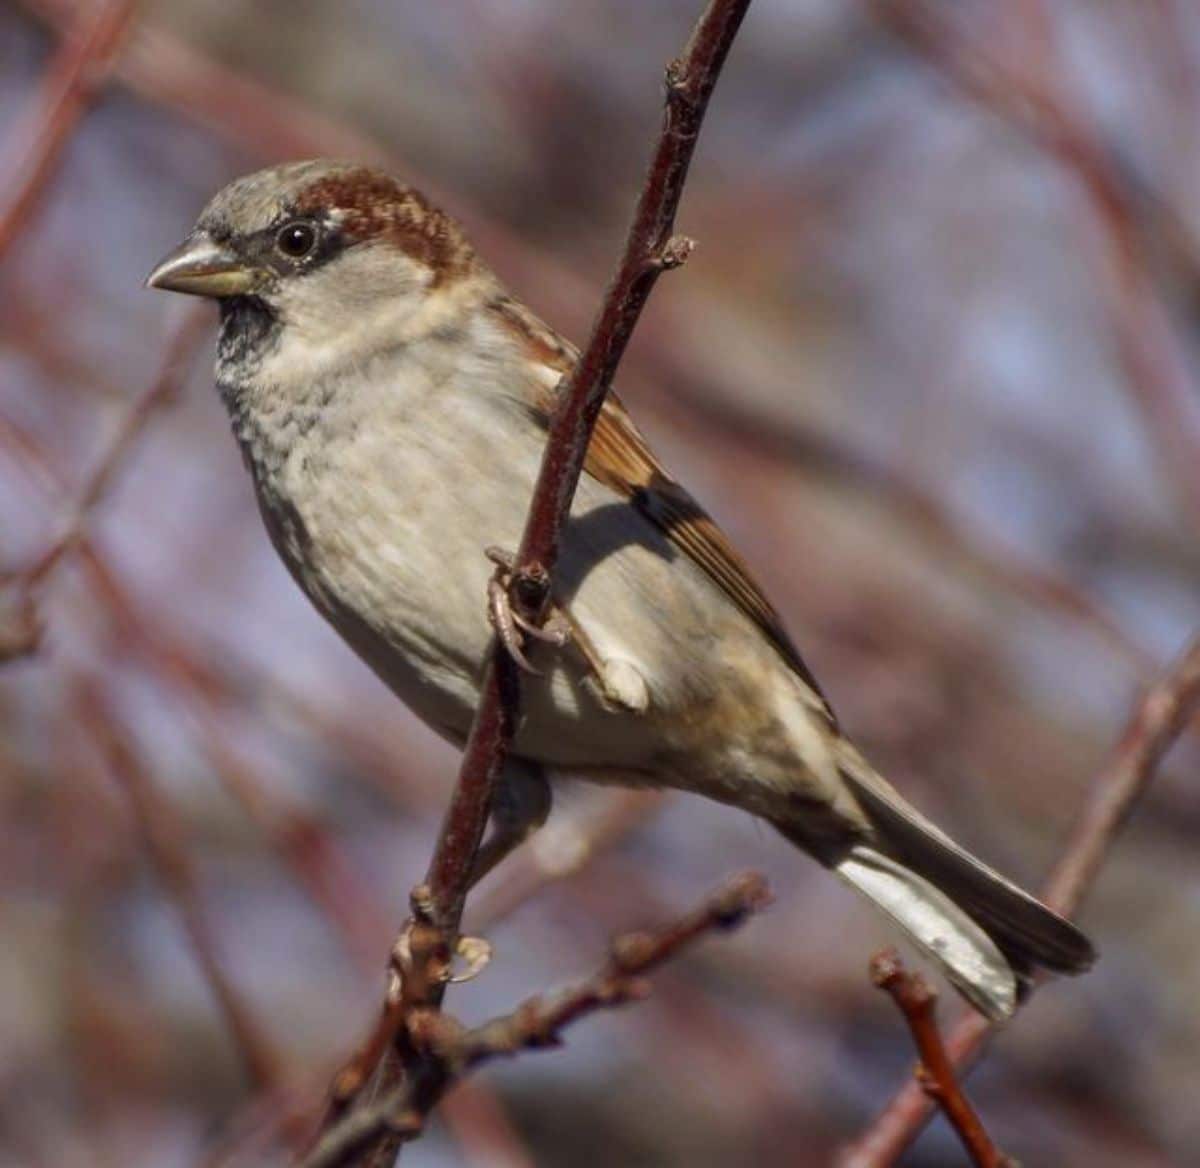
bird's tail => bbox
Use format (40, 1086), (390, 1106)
(777, 745), (1095, 1021)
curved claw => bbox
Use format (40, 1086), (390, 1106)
(484, 545), (516, 571)
(512, 605), (570, 646)
(488, 575), (543, 675)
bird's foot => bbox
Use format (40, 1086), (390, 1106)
(485, 546), (570, 674)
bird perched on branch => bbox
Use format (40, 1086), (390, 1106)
(148, 160), (1094, 1020)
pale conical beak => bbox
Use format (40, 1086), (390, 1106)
(145, 234), (258, 297)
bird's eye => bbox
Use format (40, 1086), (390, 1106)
(276, 221), (317, 258)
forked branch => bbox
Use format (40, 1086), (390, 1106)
(301, 873), (771, 1168)
(841, 635), (1200, 1167)
(870, 949), (1013, 1168)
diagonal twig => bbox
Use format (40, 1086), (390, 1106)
(299, 873), (771, 1168)
(870, 948), (1013, 1168)
(1, 309), (207, 661)
(840, 634), (1200, 1167)
(420, 0), (751, 939)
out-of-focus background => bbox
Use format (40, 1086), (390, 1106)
(3, 1), (1200, 1165)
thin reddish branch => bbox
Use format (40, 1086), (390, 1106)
(870, 0), (1200, 276)
(303, 4), (754, 1162)
(1, 311), (205, 662)
(870, 949), (1012, 1168)
(27, 311), (206, 586)
(0, 0), (139, 260)
(1040, 636), (1200, 915)
(299, 873), (771, 1168)
(420, 872), (771, 1073)
(840, 634), (1200, 1167)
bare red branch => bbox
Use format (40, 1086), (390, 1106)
(300, 4), (755, 1161)
(840, 634), (1200, 1167)
(1041, 637), (1200, 916)
(9, 310), (206, 590)
(1, 310), (206, 662)
(423, 0), (754, 937)
(870, 948), (1013, 1168)
(299, 873), (771, 1168)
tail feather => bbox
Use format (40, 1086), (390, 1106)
(776, 745), (1095, 1020)
(835, 844), (1018, 1021)
(837, 748), (1095, 978)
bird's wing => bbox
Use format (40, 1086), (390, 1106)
(490, 295), (836, 725)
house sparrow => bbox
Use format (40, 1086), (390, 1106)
(147, 160), (1094, 1019)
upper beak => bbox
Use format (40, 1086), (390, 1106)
(145, 234), (258, 297)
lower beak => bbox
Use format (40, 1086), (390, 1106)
(145, 235), (259, 297)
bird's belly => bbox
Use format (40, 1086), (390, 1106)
(255, 434), (515, 746)
(248, 388), (811, 798)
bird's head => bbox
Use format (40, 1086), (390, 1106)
(147, 161), (483, 371)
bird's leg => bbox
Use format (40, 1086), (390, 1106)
(446, 765), (552, 984)
(468, 761), (553, 890)
(484, 546), (649, 713)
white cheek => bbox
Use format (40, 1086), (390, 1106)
(257, 256), (492, 389)
(263, 269), (426, 381)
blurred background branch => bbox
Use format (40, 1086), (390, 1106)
(869, 0), (1200, 538)
(0, 0), (137, 257)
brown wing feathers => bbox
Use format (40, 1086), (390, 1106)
(490, 296), (835, 721)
